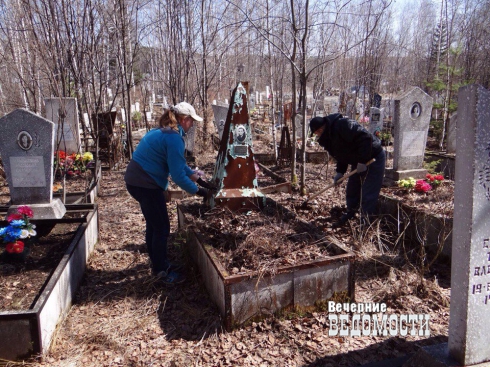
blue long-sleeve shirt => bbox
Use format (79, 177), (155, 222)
(124, 127), (198, 194)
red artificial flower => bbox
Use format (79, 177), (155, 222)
(17, 205), (33, 218)
(435, 175), (444, 181)
(67, 170), (74, 176)
(55, 150), (67, 159)
(7, 213), (23, 222)
(6, 241), (24, 254)
(415, 179), (432, 193)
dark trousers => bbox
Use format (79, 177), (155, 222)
(346, 149), (386, 216)
(126, 184), (170, 273)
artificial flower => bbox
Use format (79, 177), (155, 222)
(6, 241), (24, 254)
(415, 179), (432, 193)
(1, 206), (36, 254)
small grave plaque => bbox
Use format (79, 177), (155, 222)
(10, 156), (46, 187)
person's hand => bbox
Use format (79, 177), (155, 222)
(333, 172), (343, 185)
(196, 187), (214, 204)
(356, 163), (367, 174)
(197, 177), (218, 190)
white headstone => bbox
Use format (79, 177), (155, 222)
(368, 107), (385, 135)
(212, 104), (228, 139)
(448, 84), (490, 366)
(45, 97), (81, 154)
(135, 102), (140, 112)
(0, 109), (66, 219)
(392, 87), (433, 178)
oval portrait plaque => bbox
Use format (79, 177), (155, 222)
(410, 102), (422, 120)
(17, 131), (33, 151)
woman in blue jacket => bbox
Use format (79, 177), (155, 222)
(309, 113), (385, 228)
(125, 102), (213, 284)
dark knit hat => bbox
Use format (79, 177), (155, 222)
(309, 117), (326, 137)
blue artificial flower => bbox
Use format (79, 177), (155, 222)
(3, 226), (22, 242)
(0, 227), (7, 236)
(9, 219), (26, 228)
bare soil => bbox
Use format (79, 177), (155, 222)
(0, 129), (453, 366)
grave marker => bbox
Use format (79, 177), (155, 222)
(368, 107), (385, 135)
(211, 103), (229, 139)
(0, 109), (66, 219)
(211, 82), (265, 211)
(388, 87), (433, 180)
(449, 84), (490, 365)
(45, 97), (81, 154)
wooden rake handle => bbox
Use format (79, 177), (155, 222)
(302, 158), (376, 205)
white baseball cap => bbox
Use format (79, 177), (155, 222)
(172, 102), (203, 122)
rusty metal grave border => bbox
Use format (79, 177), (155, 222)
(0, 204), (99, 360)
(177, 200), (355, 330)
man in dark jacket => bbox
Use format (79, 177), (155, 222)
(309, 113), (386, 227)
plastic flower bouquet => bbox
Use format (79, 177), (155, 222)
(425, 173), (444, 187)
(54, 150), (94, 177)
(397, 177), (416, 190)
(0, 206), (37, 260)
(414, 179), (432, 193)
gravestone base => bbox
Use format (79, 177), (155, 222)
(213, 188), (266, 212)
(401, 343), (490, 367)
(8, 199), (67, 220)
(384, 168), (427, 182)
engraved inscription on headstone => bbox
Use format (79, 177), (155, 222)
(449, 84), (490, 366)
(401, 131), (426, 157)
(10, 156), (46, 187)
(233, 145), (248, 156)
(17, 131), (33, 151)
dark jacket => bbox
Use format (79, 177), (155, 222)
(317, 113), (382, 174)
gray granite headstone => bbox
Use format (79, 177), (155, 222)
(391, 87), (433, 179)
(367, 107), (385, 135)
(45, 97), (81, 154)
(0, 109), (66, 219)
(446, 112), (457, 154)
(448, 84), (490, 366)
(212, 103), (229, 139)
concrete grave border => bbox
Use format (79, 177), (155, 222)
(0, 204), (99, 360)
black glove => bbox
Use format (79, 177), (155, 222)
(196, 187), (209, 198)
(197, 177), (218, 190)
(356, 163), (367, 173)
(333, 172), (343, 185)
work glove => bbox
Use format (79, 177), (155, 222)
(356, 163), (367, 174)
(333, 172), (343, 185)
(196, 187), (214, 204)
(197, 177), (218, 190)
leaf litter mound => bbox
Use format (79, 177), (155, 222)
(181, 197), (338, 276)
